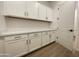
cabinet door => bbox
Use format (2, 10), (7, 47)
(38, 3), (47, 20)
(0, 40), (4, 57)
(28, 33), (41, 52)
(5, 38), (28, 57)
(47, 7), (53, 21)
(49, 31), (56, 43)
(41, 31), (50, 46)
(26, 1), (39, 19)
(4, 1), (26, 17)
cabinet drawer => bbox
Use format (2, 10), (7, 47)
(42, 31), (50, 39)
(29, 33), (41, 39)
(42, 31), (49, 35)
(5, 34), (28, 41)
(5, 39), (27, 57)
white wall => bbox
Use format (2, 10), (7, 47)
(51, 1), (75, 50)
(5, 17), (51, 32)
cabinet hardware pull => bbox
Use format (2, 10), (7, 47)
(27, 12), (28, 16)
(49, 34), (51, 39)
(14, 36), (21, 40)
(29, 40), (31, 44)
(24, 12), (26, 16)
(46, 17), (47, 19)
(47, 17), (48, 19)
(26, 40), (28, 44)
(7, 41), (18, 44)
(46, 17), (48, 20)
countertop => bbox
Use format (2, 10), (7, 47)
(0, 29), (57, 37)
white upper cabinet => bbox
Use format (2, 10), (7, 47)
(38, 3), (47, 20)
(47, 7), (53, 21)
(26, 1), (39, 19)
(3, 1), (26, 17)
(2, 1), (53, 22)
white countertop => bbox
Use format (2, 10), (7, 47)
(0, 29), (57, 36)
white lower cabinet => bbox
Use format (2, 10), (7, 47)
(5, 35), (28, 57)
(28, 32), (41, 52)
(49, 31), (56, 43)
(1, 30), (56, 57)
(41, 31), (50, 46)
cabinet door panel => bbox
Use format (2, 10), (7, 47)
(26, 1), (38, 19)
(41, 32), (50, 46)
(4, 1), (26, 17)
(5, 39), (28, 57)
(5, 34), (27, 41)
(49, 31), (56, 43)
(38, 3), (47, 20)
(29, 33), (41, 52)
(47, 7), (53, 21)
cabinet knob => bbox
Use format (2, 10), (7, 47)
(57, 17), (59, 20)
(15, 36), (21, 40)
(69, 29), (74, 32)
(29, 40), (31, 44)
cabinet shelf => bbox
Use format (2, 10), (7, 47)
(4, 15), (52, 23)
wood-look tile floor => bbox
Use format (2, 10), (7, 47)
(24, 42), (76, 57)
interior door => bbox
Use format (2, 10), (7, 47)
(74, 1), (79, 52)
(57, 2), (75, 50)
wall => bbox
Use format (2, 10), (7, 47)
(5, 17), (51, 32)
(51, 1), (75, 50)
